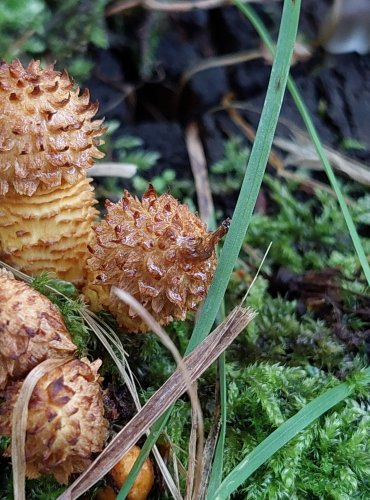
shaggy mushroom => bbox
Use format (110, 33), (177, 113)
(0, 358), (108, 484)
(0, 269), (76, 392)
(0, 59), (104, 283)
(84, 186), (228, 332)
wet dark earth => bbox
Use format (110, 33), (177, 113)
(87, 0), (370, 206)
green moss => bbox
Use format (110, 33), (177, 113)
(234, 288), (346, 370)
(31, 274), (94, 357)
(0, 462), (13, 500)
(0, 0), (108, 81)
(152, 364), (370, 499)
(0, 436), (10, 454)
(246, 175), (358, 273)
(223, 363), (370, 499)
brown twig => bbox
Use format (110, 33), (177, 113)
(216, 98), (358, 200)
(197, 376), (222, 500)
(178, 50), (262, 98)
(185, 122), (215, 229)
(222, 93), (285, 173)
(185, 404), (198, 500)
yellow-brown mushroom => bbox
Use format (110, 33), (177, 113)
(109, 445), (154, 500)
(0, 59), (105, 284)
(0, 358), (108, 484)
(0, 269), (76, 392)
(84, 186), (228, 332)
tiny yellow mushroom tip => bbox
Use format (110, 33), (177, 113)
(109, 445), (154, 500)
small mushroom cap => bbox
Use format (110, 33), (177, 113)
(96, 485), (117, 500)
(0, 59), (105, 196)
(0, 270), (76, 392)
(110, 445), (154, 500)
(84, 186), (228, 332)
(0, 358), (108, 484)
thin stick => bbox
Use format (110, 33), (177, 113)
(106, 0), (275, 16)
(185, 404), (198, 500)
(222, 94), (285, 173)
(89, 163), (137, 178)
(12, 358), (73, 500)
(179, 50), (262, 96)
(185, 122), (215, 229)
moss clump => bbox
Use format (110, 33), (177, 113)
(224, 363), (370, 499)
(246, 175), (370, 276)
(0, 0), (107, 80)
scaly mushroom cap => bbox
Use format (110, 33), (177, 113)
(0, 59), (104, 196)
(0, 270), (76, 392)
(84, 186), (228, 332)
(0, 358), (108, 484)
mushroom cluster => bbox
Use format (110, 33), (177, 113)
(0, 59), (226, 332)
(0, 59), (104, 284)
(0, 58), (224, 497)
(0, 270), (108, 483)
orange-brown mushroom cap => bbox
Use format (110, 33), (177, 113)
(0, 269), (76, 392)
(0, 59), (105, 196)
(84, 186), (228, 332)
(0, 358), (108, 484)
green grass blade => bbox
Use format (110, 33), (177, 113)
(118, 1), (300, 496)
(235, 1), (370, 286)
(213, 367), (370, 499)
(187, 0), (301, 353)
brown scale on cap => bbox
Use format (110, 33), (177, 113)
(0, 269), (76, 393)
(0, 60), (104, 283)
(84, 186), (229, 333)
(0, 358), (108, 484)
(0, 59), (104, 196)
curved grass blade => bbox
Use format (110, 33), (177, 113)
(116, 1), (301, 497)
(235, 0), (370, 286)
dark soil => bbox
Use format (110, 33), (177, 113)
(87, 0), (370, 188)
